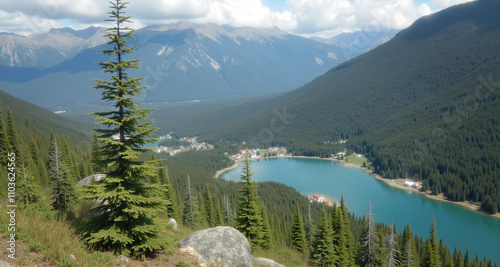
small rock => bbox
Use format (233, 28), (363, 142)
(117, 255), (128, 263)
(254, 257), (286, 267)
(69, 254), (76, 261)
(167, 218), (178, 231)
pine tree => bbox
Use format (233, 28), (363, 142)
(386, 224), (400, 267)
(340, 195), (356, 266)
(17, 147), (42, 207)
(183, 175), (199, 227)
(48, 136), (75, 212)
(223, 194), (232, 226)
(160, 162), (178, 220)
(333, 205), (350, 266)
(305, 202), (314, 252)
(464, 250), (471, 267)
(423, 218), (442, 267)
(360, 202), (380, 267)
(82, 0), (168, 256)
(0, 105), (10, 166)
(311, 208), (337, 266)
(453, 247), (464, 267)
(5, 109), (18, 156)
(91, 132), (104, 173)
(203, 183), (215, 226)
(236, 157), (263, 248)
(260, 203), (273, 250)
(401, 223), (419, 267)
(291, 204), (307, 254)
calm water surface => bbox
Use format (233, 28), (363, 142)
(220, 158), (500, 263)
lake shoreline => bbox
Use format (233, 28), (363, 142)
(215, 155), (500, 220)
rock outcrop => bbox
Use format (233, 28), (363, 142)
(178, 226), (253, 267)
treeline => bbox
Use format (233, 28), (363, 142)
(0, 104), (93, 204)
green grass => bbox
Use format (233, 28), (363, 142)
(252, 247), (308, 267)
(345, 153), (370, 167)
(0, 205), (116, 267)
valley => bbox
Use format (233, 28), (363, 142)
(1, 0), (499, 266)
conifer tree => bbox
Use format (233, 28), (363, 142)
(91, 132), (104, 173)
(305, 202), (314, 251)
(401, 223), (419, 267)
(385, 224), (400, 267)
(291, 204), (307, 254)
(464, 250), (471, 267)
(340, 195), (356, 266)
(214, 198), (224, 226)
(82, 0), (168, 256)
(203, 183), (215, 226)
(311, 208), (337, 266)
(360, 202), (380, 267)
(424, 218), (442, 267)
(5, 109), (18, 156)
(333, 204), (352, 266)
(0, 105), (9, 166)
(236, 157), (263, 248)
(17, 147), (42, 207)
(453, 247), (464, 267)
(183, 175), (199, 227)
(260, 203), (273, 250)
(160, 162), (178, 220)
(49, 136), (75, 212)
(223, 194), (233, 226)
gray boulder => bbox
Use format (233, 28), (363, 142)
(167, 218), (178, 231)
(254, 257), (286, 267)
(76, 174), (106, 186)
(178, 226), (253, 267)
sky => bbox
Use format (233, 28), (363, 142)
(0, 0), (471, 38)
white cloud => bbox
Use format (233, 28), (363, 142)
(287, 0), (433, 36)
(0, 0), (471, 37)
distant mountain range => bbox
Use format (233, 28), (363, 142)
(0, 23), (395, 110)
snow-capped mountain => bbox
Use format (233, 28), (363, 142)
(0, 23), (366, 110)
(0, 27), (107, 68)
(313, 29), (399, 57)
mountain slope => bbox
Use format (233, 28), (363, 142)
(165, 0), (500, 209)
(0, 23), (361, 110)
(0, 89), (92, 146)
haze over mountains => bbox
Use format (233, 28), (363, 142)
(0, 23), (395, 110)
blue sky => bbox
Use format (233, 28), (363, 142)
(0, 0), (470, 37)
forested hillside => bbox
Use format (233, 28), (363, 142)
(163, 0), (500, 213)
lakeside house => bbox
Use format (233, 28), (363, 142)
(404, 180), (423, 189)
(309, 194), (334, 206)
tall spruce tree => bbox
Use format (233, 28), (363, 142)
(236, 157), (263, 248)
(17, 147), (42, 207)
(291, 204), (307, 254)
(401, 224), (419, 267)
(48, 136), (75, 212)
(311, 207), (337, 266)
(424, 218), (442, 267)
(82, 0), (168, 256)
(203, 183), (215, 226)
(259, 203), (273, 250)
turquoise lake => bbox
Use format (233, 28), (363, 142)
(220, 157), (500, 264)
